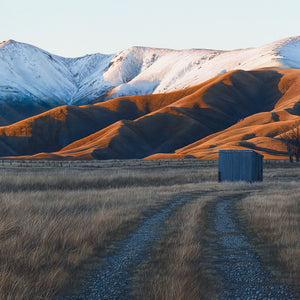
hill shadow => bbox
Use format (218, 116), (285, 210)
(0, 100), (148, 156)
(92, 70), (284, 159)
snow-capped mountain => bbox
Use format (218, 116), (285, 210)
(0, 40), (114, 105)
(1, 36), (300, 107)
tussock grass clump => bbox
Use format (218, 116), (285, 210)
(0, 165), (215, 192)
(0, 189), (152, 299)
(0, 163), (216, 299)
(0, 160), (298, 299)
(240, 182), (300, 293)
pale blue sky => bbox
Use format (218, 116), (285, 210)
(0, 0), (299, 57)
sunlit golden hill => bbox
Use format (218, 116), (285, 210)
(2, 68), (300, 160)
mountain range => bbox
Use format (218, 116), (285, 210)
(1, 37), (300, 159)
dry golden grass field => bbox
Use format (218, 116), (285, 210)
(0, 159), (298, 299)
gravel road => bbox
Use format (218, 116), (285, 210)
(213, 196), (295, 300)
(57, 197), (192, 300)
(57, 193), (296, 300)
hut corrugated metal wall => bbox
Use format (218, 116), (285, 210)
(218, 150), (263, 182)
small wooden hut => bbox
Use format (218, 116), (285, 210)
(218, 150), (263, 182)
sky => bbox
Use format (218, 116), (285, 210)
(0, 0), (299, 57)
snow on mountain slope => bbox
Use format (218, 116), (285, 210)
(0, 40), (76, 105)
(0, 40), (114, 105)
(279, 36), (300, 68)
(0, 36), (299, 106)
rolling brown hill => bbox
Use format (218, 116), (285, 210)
(148, 110), (300, 159)
(0, 86), (198, 156)
(2, 68), (300, 160)
(2, 68), (297, 160)
(149, 69), (300, 159)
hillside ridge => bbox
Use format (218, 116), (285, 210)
(0, 36), (299, 110)
(2, 68), (300, 160)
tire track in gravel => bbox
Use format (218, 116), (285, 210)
(56, 195), (197, 300)
(210, 195), (295, 300)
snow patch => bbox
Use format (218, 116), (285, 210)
(279, 36), (300, 68)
